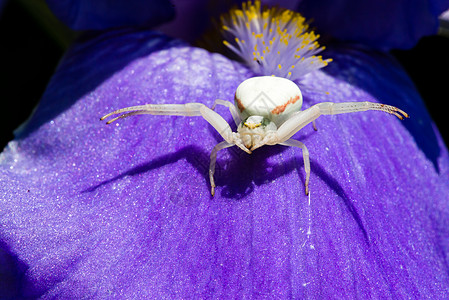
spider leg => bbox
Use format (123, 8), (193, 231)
(317, 101), (409, 119)
(279, 139), (310, 195)
(101, 102), (251, 152)
(211, 99), (242, 126)
(100, 102), (233, 141)
(276, 101), (408, 143)
(100, 103), (206, 124)
(209, 141), (234, 196)
(102, 111), (161, 124)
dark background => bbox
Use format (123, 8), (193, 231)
(1, 0), (448, 150)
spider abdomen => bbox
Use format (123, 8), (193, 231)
(234, 76), (303, 126)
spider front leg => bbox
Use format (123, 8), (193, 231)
(270, 101), (407, 194)
(100, 103), (207, 124)
(101, 102), (253, 195)
(101, 102), (244, 150)
(276, 101), (408, 143)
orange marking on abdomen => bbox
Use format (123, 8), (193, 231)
(271, 95), (300, 115)
(235, 95), (245, 112)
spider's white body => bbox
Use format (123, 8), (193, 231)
(101, 76), (408, 196)
(235, 76), (303, 127)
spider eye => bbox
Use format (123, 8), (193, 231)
(242, 116), (265, 129)
(244, 121), (262, 129)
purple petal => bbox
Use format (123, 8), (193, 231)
(45, 0), (175, 30)
(298, 0), (449, 49)
(1, 29), (449, 298)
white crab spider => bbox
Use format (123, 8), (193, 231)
(101, 76), (408, 196)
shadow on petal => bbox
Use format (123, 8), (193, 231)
(258, 150), (370, 244)
(86, 142), (371, 244)
(0, 240), (29, 299)
(311, 161), (370, 244)
(82, 145), (208, 194)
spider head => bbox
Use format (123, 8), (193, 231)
(237, 115), (277, 151)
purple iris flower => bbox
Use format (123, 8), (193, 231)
(1, 0), (449, 298)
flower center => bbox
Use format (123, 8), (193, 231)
(220, 0), (332, 81)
